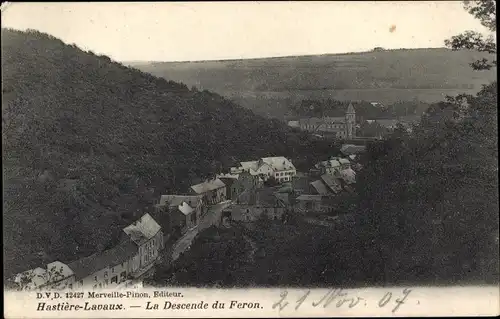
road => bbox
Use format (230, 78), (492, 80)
(170, 200), (233, 262)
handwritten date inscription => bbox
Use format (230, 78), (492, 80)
(273, 288), (413, 313)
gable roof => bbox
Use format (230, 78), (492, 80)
(261, 157), (295, 172)
(123, 213), (162, 246)
(320, 174), (343, 193)
(310, 180), (332, 196)
(159, 195), (203, 207)
(338, 158), (350, 165)
(240, 161), (259, 171)
(177, 202), (194, 216)
(190, 178), (226, 194)
(68, 239), (138, 281)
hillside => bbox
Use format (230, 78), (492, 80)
(129, 49), (496, 119)
(2, 29), (332, 277)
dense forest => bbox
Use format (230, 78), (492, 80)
(2, 28), (338, 276)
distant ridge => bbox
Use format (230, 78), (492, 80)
(126, 47), (451, 64)
(130, 47), (496, 119)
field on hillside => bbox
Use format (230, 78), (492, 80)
(130, 49), (496, 119)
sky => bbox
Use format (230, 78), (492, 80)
(1, 1), (490, 62)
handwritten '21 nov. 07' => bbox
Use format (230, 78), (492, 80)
(273, 288), (413, 313)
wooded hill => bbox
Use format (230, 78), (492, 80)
(2, 28), (335, 276)
(129, 48), (496, 119)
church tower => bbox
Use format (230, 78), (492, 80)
(345, 103), (356, 139)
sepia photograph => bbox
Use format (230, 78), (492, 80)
(2, 1), (498, 317)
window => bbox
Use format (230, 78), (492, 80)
(94, 276), (97, 282)
(111, 267), (114, 273)
(104, 271), (108, 278)
(111, 276), (118, 284)
(68, 284), (73, 289)
(120, 271), (127, 281)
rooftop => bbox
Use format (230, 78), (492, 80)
(310, 180), (332, 196)
(123, 213), (162, 246)
(190, 178), (226, 194)
(261, 157), (295, 172)
(68, 239), (138, 281)
(320, 174), (343, 193)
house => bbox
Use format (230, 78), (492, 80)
(157, 194), (205, 232)
(294, 195), (338, 214)
(261, 157), (297, 183)
(233, 157), (297, 183)
(297, 104), (356, 139)
(68, 239), (139, 290)
(309, 180), (334, 196)
(226, 188), (287, 222)
(315, 159), (341, 176)
(122, 213), (163, 278)
(190, 178), (227, 205)
(11, 261), (76, 291)
(217, 171), (259, 200)
(337, 157), (351, 170)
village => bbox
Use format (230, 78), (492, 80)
(9, 142), (366, 292)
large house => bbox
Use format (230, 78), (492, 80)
(232, 157), (296, 183)
(224, 188), (288, 222)
(190, 178), (227, 205)
(295, 103), (356, 139)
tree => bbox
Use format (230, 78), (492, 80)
(445, 1), (496, 70)
(354, 1), (498, 284)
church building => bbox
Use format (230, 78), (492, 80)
(296, 103), (356, 139)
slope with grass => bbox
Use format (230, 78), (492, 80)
(129, 49), (496, 119)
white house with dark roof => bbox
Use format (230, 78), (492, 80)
(190, 178), (226, 205)
(233, 157), (296, 183)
